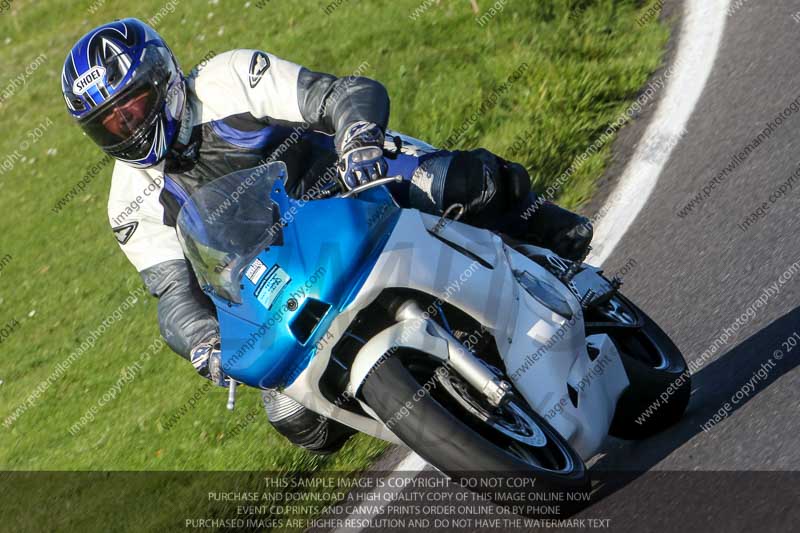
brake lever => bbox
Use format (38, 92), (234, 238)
(340, 175), (403, 198)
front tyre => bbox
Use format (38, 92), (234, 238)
(589, 293), (691, 440)
(361, 355), (589, 514)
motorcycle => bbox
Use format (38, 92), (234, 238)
(175, 159), (690, 503)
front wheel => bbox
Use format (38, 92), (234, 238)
(587, 293), (691, 439)
(361, 354), (589, 514)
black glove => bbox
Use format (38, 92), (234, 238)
(337, 121), (388, 189)
(189, 337), (229, 387)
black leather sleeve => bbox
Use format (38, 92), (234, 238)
(296, 68), (390, 150)
(140, 259), (219, 360)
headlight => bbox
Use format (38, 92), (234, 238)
(516, 271), (573, 319)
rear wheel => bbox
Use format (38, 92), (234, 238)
(587, 293), (690, 439)
(361, 353), (589, 515)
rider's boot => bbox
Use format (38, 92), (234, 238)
(519, 198), (593, 261)
(262, 390), (357, 455)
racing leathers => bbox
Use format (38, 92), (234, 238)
(107, 49), (591, 453)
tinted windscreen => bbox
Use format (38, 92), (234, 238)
(176, 163), (287, 303)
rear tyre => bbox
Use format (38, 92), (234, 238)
(361, 354), (589, 515)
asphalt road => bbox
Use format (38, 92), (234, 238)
(322, 1), (800, 531)
(594, 0), (800, 473)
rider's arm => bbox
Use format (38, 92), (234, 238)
(108, 162), (218, 360)
(140, 259), (218, 360)
(192, 49), (390, 148)
(295, 65), (390, 150)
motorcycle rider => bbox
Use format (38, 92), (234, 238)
(62, 19), (592, 453)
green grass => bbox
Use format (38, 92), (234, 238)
(0, 0), (668, 529)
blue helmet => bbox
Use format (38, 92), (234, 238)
(61, 18), (185, 168)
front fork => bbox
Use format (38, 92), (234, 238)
(394, 300), (513, 408)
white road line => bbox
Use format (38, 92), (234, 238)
(332, 453), (428, 533)
(348, 1), (732, 530)
(588, 0), (731, 265)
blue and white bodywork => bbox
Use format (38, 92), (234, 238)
(177, 161), (630, 459)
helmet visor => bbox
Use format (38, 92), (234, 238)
(80, 82), (161, 148)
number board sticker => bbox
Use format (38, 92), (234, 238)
(254, 264), (291, 310)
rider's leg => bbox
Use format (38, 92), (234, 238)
(261, 390), (356, 454)
(400, 147), (593, 260)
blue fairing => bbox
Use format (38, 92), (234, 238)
(209, 180), (400, 389)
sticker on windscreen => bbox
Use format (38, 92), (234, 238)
(254, 264), (291, 310)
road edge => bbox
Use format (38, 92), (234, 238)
(586, 0), (732, 264)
